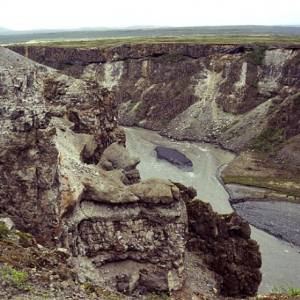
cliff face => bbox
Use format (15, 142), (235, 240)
(9, 44), (300, 169)
(0, 47), (187, 294)
(177, 184), (261, 297)
(1, 46), (261, 297)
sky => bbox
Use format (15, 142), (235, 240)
(0, 0), (300, 31)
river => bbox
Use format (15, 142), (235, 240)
(124, 126), (300, 294)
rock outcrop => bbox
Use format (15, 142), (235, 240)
(0, 47), (187, 295)
(0, 46), (262, 297)
(155, 146), (193, 171)
(176, 184), (262, 297)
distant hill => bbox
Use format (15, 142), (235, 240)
(0, 27), (11, 33)
(1, 25), (300, 45)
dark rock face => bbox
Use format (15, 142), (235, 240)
(8, 44), (258, 67)
(0, 47), (123, 245)
(176, 183), (262, 297)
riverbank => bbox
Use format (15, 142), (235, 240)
(219, 150), (300, 246)
(221, 151), (300, 201)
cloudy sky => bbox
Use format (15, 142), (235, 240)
(1, 0), (300, 30)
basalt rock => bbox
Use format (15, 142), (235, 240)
(0, 46), (262, 297)
(155, 146), (193, 171)
(0, 47), (187, 295)
(176, 183), (262, 297)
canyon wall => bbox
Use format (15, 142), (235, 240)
(9, 43), (300, 169)
(0, 46), (261, 296)
(0, 47), (187, 294)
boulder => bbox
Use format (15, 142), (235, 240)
(155, 146), (193, 171)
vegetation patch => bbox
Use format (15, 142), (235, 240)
(81, 282), (123, 299)
(146, 292), (175, 300)
(0, 223), (10, 239)
(250, 126), (284, 157)
(267, 103), (279, 116)
(160, 118), (172, 127)
(273, 284), (300, 297)
(243, 46), (267, 65)
(6, 34), (300, 48)
(294, 94), (300, 106)
(12, 230), (34, 248)
(0, 263), (30, 291)
(174, 86), (184, 96)
(222, 175), (300, 200)
(249, 81), (258, 88)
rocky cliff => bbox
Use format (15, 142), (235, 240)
(0, 47), (187, 294)
(9, 43), (300, 170)
(0, 46), (261, 297)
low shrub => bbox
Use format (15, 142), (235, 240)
(163, 54), (186, 62)
(0, 223), (10, 239)
(294, 94), (300, 106)
(146, 292), (175, 300)
(243, 46), (267, 65)
(250, 127), (284, 157)
(0, 263), (30, 290)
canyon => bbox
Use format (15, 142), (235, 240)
(0, 46), (262, 299)
(9, 43), (300, 239)
(9, 43), (300, 173)
(1, 41), (300, 298)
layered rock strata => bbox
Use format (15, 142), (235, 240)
(9, 44), (300, 170)
(0, 46), (262, 296)
(0, 47), (187, 294)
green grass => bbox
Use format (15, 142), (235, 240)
(243, 45), (267, 65)
(273, 284), (300, 296)
(146, 292), (175, 300)
(163, 54), (187, 62)
(0, 263), (30, 290)
(222, 175), (300, 199)
(0, 223), (10, 239)
(248, 81), (259, 88)
(174, 86), (185, 96)
(8, 34), (300, 49)
(160, 118), (172, 127)
(250, 126), (284, 157)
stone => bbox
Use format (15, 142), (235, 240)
(99, 141), (141, 184)
(0, 217), (15, 230)
(155, 146), (193, 171)
(0, 46), (263, 297)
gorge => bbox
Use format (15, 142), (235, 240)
(1, 42), (300, 298)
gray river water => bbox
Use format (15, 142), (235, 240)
(124, 126), (300, 294)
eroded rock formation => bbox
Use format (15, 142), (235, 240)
(176, 184), (262, 297)
(0, 47), (188, 294)
(0, 46), (261, 297)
